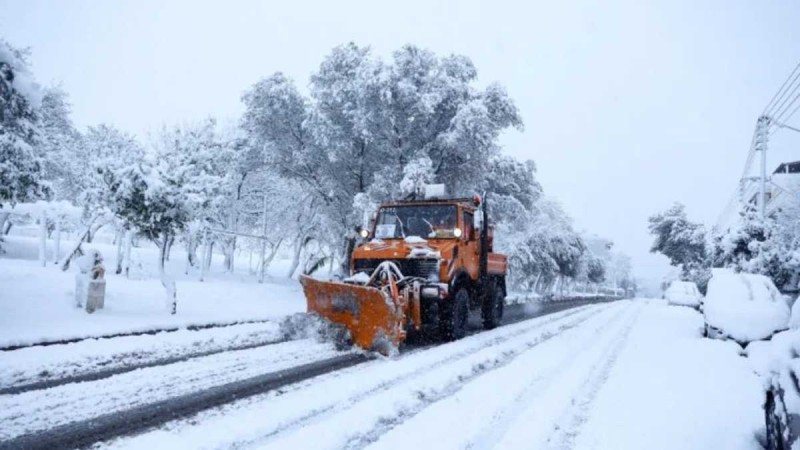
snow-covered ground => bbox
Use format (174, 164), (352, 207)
(92, 299), (764, 450)
(0, 235), (306, 348)
(0, 234), (776, 449)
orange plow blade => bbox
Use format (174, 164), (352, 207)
(299, 275), (406, 353)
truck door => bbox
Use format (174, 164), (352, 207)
(462, 210), (480, 280)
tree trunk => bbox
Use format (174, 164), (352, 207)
(38, 210), (48, 267)
(287, 236), (305, 278)
(158, 237), (167, 277)
(185, 232), (197, 275)
(0, 213), (8, 238)
(123, 230), (132, 278)
(165, 235), (174, 261)
(532, 272), (541, 294)
(205, 241), (214, 271)
(221, 236), (236, 273)
(115, 226), (125, 274)
(158, 235), (177, 315)
(341, 232), (357, 276)
(262, 239), (282, 274)
(53, 220), (61, 264)
(61, 221), (100, 271)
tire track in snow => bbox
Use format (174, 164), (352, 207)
(475, 302), (641, 450)
(0, 321), (285, 392)
(358, 303), (634, 450)
(234, 304), (624, 450)
(226, 307), (602, 449)
(0, 335), (290, 395)
(542, 303), (642, 450)
(0, 339), (347, 441)
(116, 304), (609, 450)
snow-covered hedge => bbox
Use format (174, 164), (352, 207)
(703, 269), (790, 343)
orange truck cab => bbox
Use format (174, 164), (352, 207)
(351, 194), (508, 339)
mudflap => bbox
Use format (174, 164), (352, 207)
(299, 275), (405, 354)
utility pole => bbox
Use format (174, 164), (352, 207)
(754, 115), (770, 219)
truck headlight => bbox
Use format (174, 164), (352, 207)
(421, 287), (439, 298)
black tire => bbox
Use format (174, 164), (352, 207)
(482, 281), (505, 330)
(440, 287), (469, 341)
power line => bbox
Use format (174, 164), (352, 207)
(771, 88), (800, 123)
(767, 82), (800, 135)
(764, 59), (800, 116)
(783, 99), (800, 125)
(769, 91), (800, 136)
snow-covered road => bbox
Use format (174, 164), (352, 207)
(0, 299), (766, 450)
(102, 300), (764, 450)
(0, 338), (350, 440)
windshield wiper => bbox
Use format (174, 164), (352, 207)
(395, 216), (406, 238)
(421, 218), (435, 237)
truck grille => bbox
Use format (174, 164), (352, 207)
(353, 258), (440, 280)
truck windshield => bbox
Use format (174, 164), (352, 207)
(375, 205), (458, 239)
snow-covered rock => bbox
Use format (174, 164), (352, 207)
(664, 281), (702, 308)
(703, 269), (790, 343)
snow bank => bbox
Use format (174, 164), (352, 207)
(703, 269), (790, 343)
(664, 281), (702, 308)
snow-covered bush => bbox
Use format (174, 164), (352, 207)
(703, 269), (790, 343)
(712, 205), (800, 293)
(665, 280), (702, 308)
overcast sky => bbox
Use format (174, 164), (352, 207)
(2, 0), (799, 285)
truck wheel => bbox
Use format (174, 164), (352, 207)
(482, 281), (505, 329)
(440, 287), (469, 341)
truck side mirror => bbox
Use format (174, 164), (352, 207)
(473, 210), (484, 232)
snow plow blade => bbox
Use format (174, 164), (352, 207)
(299, 275), (405, 353)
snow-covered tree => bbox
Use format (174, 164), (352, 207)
(712, 205), (799, 291)
(648, 203), (707, 268)
(648, 203), (710, 291)
(151, 119), (233, 271)
(38, 86), (83, 201)
(0, 39), (48, 209)
(106, 160), (190, 313)
(586, 254), (606, 284)
(79, 124), (144, 242)
(242, 43), (524, 273)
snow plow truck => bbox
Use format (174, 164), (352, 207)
(299, 185), (508, 354)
